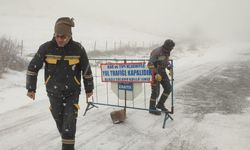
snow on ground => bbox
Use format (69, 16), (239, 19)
(0, 69), (47, 114)
(1, 1), (250, 149)
(197, 112), (250, 150)
(0, 43), (250, 150)
(173, 43), (250, 150)
(0, 70), (32, 113)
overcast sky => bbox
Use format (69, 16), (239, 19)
(79, 0), (250, 41)
(0, 0), (250, 43)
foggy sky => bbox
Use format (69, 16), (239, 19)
(1, 0), (250, 41)
(79, 0), (250, 41)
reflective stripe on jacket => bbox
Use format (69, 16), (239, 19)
(26, 38), (94, 95)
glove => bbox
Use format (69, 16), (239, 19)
(85, 90), (93, 98)
(27, 91), (36, 100)
(166, 63), (173, 70)
(147, 62), (155, 69)
(155, 74), (162, 81)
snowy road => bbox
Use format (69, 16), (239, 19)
(0, 44), (250, 150)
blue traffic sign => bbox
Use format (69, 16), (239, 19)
(118, 83), (133, 91)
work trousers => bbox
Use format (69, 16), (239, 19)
(150, 73), (172, 107)
(48, 93), (79, 150)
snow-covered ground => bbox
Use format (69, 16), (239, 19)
(1, 0), (250, 149)
(0, 43), (250, 150)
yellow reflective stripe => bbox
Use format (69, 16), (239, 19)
(64, 56), (80, 65)
(74, 76), (81, 85)
(62, 142), (75, 144)
(83, 74), (93, 79)
(45, 58), (57, 64)
(45, 55), (61, 64)
(64, 56), (80, 59)
(45, 75), (51, 85)
(45, 55), (61, 59)
(26, 70), (37, 76)
(73, 104), (80, 110)
(63, 141), (75, 144)
(163, 93), (169, 97)
(62, 139), (75, 144)
(67, 58), (80, 65)
(150, 98), (156, 102)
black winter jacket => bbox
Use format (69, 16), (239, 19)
(148, 46), (171, 75)
(26, 38), (94, 96)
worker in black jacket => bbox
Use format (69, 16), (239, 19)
(147, 39), (175, 115)
(26, 17), (94, 150)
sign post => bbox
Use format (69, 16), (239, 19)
(101, 61), (153, 123)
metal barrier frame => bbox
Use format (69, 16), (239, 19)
(83, 58), (174, 128)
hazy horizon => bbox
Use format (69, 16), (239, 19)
(0, 0), (249, 50)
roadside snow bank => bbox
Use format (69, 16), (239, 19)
(0, 70), (46, 114)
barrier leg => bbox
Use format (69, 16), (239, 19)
(83, 102), (98, 116)
(162, 112), (173, 128)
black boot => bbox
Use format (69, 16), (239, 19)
(156, 93), (169, 112)
(149, 100), (161, 115)
(156, 103), (168, 112)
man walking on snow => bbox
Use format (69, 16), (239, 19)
(26, 17), (94, 150)
(147, 39), (175, 115)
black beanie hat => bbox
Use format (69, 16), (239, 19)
(54, 17), (75, 36)
(163, 39), (175, 49)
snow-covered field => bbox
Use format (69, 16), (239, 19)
(0, 43), (250, 150)
(1, 0), (250, 149)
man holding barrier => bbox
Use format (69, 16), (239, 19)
(147, 39), (175, 115)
